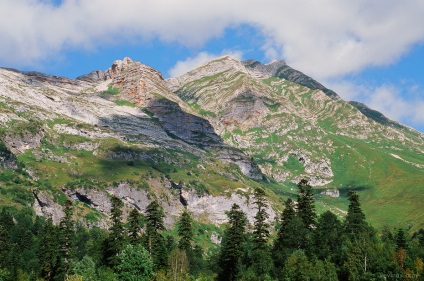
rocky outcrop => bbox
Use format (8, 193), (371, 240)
(181, 189), (276, 225)
(2, 129), (44, 154)
(76, 70), (105, 83)
(243, 59), (287, 78)
(321, 188), (340, 198)
(0, 149), (17, 170)
(32, 190), (65, 225)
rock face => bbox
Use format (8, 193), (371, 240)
(181, 190), (276, 225)
(2, 129), (44, 153)
(321, 188), (340, 198)
(33, 190), (65, 225)
(0, 149), (17, 170)
(0, 56), (423, 230)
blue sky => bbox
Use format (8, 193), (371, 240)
(1, 0), (424, 132)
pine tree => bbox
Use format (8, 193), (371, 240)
(217, 203), (248, 281)
(252, 187), (270, 250)
(396, 228), (407, 251)
(273, 198), (300, 271)
(58, 200), (74, 279)
(38, 218), (59, 281)
(250, 187), (273, 278)
(144, 200), (167, 270)
(313, 211), (343, 262)
(145, 200), (165, 234)
(127, 207), (143, 245)
(177, 210), (193, 252)
(105, 196), (125, 267)
(0, 225), (11, 269)
(0, 209), (14, 231)
(344, 190), (367, 236)
(296, 179), (316, 229)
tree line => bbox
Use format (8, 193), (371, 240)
(0, 180), (423, 280)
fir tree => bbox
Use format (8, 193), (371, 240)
(144, 200), (167, 270)
(58, 200), (74, 279)
(105, 196), (125, 267)
(251, 187), (273, 278)
(38, 218), (59, 281)
(252, 187), (270, 250)
(177, 210), (193, 252)
(313, 211), (343, 262)
(273, 198), (299, 271)
(217, 203), (248, 281)
(127, 207), (143, 245)
(0, 209), (14, 231)
(296, 179), (316, 229)
(344, 190), (367, 236)
(0, 225), (11, 269)
(396, 228), (407, 251)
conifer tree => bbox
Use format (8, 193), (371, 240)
(58, 200), (74, 279)
(396, 228), (407, 251)
(344, 190), (367, 235)
(178, 210), (194, 252)
(127, 207), (143, 245)
(273, 198), (300, 271)
(217, 203), (248, 281)
(144, 200), (167, 270)
(313, 210), (343, 262)
(250, 187), (273, 278)
(252, 187), (270, 250)
(105, 196), (125, 267)
(38, 218), (59, 281)
(0, 225), (11, 269)
(296, 179), (316, 229)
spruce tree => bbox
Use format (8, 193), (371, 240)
(127, 207), (143, 245)
(177, 210), (194, 252)
(144, 200), (167, 270)
(0, 225), (11, 269)
(396, 228), (407, 251)
(273, 198), (299, 271)
(251, 187), (273, 278)
(252, 187), (270, 250)
(344, 190), (367, 236)
(105, 196), (125, 267)
(217, 203), (248, 281)
(313, 211), (343, 262)
(296, 179), (316, 229)
(38, 218), (59, 281)
(58, 200), (74, 279)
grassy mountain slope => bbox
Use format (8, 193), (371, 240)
(0, 56), (423, 231)
(172, 56), (424, 229)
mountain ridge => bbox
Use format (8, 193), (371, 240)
(0, 56), (423, 230)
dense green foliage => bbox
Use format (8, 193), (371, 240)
(0, 181), (423, 280)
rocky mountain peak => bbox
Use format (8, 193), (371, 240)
(242, 59), (286, 78)
(104, 57), (134, 79)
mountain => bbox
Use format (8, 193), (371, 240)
(0, 56), (423, 231)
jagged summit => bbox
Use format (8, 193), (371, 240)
(0, 55), (423, 230)
(242, 59), (286, 78)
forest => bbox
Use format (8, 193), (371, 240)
(0, 180), (423, 281)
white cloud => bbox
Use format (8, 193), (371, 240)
(328, 80), (424, 131)
(1, 0), (424, 80)
(168, 50), (243, 77)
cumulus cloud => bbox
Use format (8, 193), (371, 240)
(168, 50), (243, 77)
(1, 0), (424, 80)
(329, 80), (424, 131)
